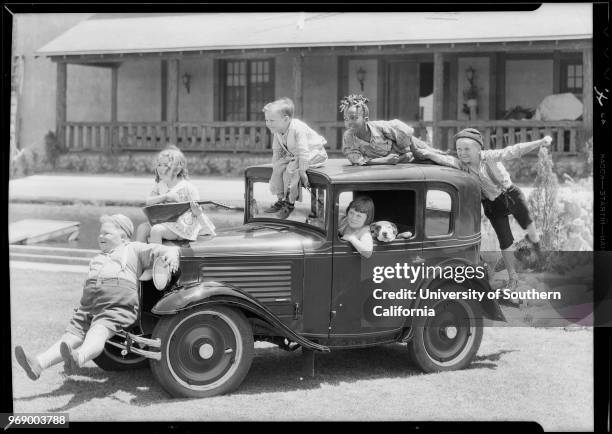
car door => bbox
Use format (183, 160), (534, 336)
(329, 184), (424, 340)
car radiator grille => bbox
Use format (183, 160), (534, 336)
(200, 263), (293, 303)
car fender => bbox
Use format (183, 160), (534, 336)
(408, 257), (506, 323)
(152, 281), (330, 353)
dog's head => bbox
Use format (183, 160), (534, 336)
(370, 221), (398, 242)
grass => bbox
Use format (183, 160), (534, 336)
(11, 267), (593, 429)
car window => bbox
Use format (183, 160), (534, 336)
(249, 180), (327, 231)
(425, 189), (452, 237)
(337, 189), (416, 241)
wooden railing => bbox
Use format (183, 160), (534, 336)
(436, 120), (584, 154)
(61, 120), (584, 155)
(61, 121), (349, 154)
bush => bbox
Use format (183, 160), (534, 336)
(528, 146), (561, 251)
(44, 131), (65, 168)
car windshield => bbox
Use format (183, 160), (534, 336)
(248, 180), (327, 232)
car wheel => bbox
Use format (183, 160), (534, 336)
(150, 306), (254, 398)
(408, 290), (483, 372)
(93, 330), (149, 371)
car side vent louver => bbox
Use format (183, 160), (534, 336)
(200, 262), (292, 303)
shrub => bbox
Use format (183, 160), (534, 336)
(528, 146), (561, 251)
(44, 131), (65, 168)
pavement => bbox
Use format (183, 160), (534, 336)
(8, 174), (247, 268)
(9, 174), (245, 207)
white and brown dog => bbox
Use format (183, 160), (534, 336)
(370, 221), (413, 242)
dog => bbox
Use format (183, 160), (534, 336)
(370, 221), (413, 242)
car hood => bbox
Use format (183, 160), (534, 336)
(183, 222), (325, 257)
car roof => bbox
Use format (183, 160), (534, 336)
(246, 158), (469, 184)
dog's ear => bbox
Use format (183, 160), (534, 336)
(390, 222), (398, 235)
(369, 222), (378, 235)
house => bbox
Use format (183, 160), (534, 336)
(32, 6), (592, 160)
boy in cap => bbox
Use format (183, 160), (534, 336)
(14, 214), (180, 380)
(454, 128), (552, 290)
(263, 97), (328, 219)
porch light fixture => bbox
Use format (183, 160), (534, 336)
(182, 72), (191, 94)
(356, 67), (366, 91)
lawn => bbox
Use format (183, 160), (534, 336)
(10, 267), (593, 430)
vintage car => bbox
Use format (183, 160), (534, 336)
(92, 159), (506, 398)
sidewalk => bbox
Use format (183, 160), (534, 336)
(9, 174), (542, 208)
(9, 174), (245, 207)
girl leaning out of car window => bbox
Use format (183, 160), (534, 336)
(338, 195), (375, 258)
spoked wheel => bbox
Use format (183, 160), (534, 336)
(408, 292), (483, 372)
(93, 327), (149, 371)
(150, 306), (254, 398)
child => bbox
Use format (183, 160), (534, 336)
(338, 195), (375, 258)
(263, 97), (328, 219)
(135, 145), (215, 245)
(454, 128), (552, 290)
(339, 94), (457, 169)
(14, 214), (180, 380)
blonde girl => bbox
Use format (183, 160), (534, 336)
(136, 145), (215, 245)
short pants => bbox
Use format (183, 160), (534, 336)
(482, 185), (533, 250)
(66, 279), (139, 339)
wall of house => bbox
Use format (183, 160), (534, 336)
(117, 59), (162, 122)
(347, 58), (379, 119)
(505, 59), (554, 113)
(12, 13), (95, 155)
(302, 55), (337, 124)
(66, 64), (111, 122)
(179, 57), (214, 122)
(457, 56), (490, 121)
(274, 53), (295, 107)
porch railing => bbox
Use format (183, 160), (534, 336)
(436, 120), (584, 154)
(61, 120), (584, 155)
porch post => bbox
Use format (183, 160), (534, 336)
(433, 52), (444, 149)
(293, 53), (304, 118)
(582, 47), (593, 143)
(56, 62), (67, 148)
(111, 65), (118, 149)
(167, 58), (179, 145)
(111, 66), (118, 122)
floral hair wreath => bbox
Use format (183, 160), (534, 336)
(339, 94), (370, 113)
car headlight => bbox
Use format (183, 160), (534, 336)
(152, 257), (172, 290)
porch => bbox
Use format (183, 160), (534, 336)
(40, 9), (593, 158)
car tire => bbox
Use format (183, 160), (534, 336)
(408, 286), (483, 372)
(93, 329), (149, 371)
(150, 306), (254, 398)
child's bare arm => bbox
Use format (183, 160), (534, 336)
(146, 192), (180, 206)
(484, 136), (552, 161)
(342, 231), (374, 258)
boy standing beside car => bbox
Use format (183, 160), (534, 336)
(452, 128), (552, 291)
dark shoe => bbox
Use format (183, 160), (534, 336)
(60, 341), (79, 374)
(277, 202), (295, 219)
(15, 346), (42, 380)
(264, 199), (285, 213)
(506, 277), (523, 307)
(524, 235), (544, 267)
